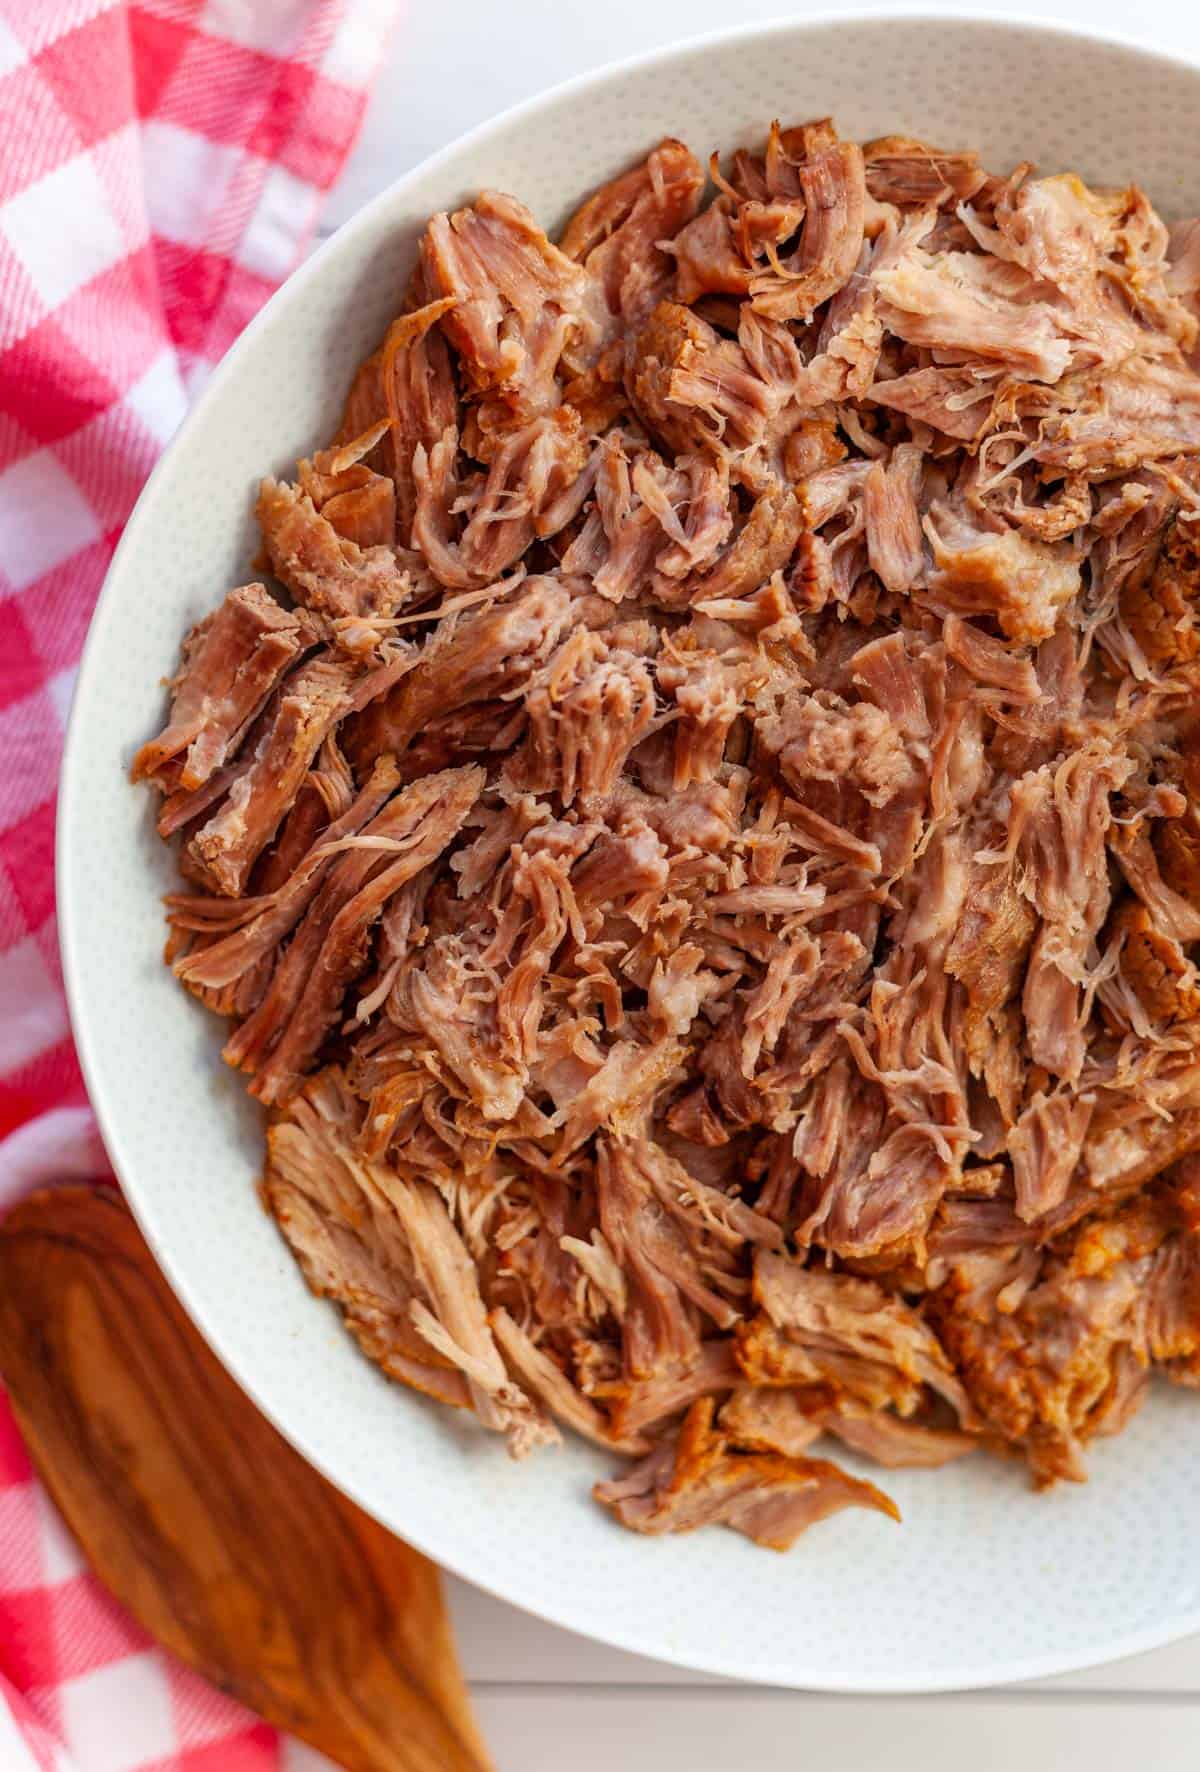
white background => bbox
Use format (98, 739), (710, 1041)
(319, 3), (1200, 1765)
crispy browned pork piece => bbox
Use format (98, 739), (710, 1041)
(929, 1168), (1200, 1484)
(594, 1395), (898, 1549)
(137, 119), (1200, 1552)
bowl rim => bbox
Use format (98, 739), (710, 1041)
(58, 7), (1200, 1692)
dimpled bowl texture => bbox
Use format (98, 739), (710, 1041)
(59, 14), (1200, 1691)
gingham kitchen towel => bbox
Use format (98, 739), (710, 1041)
(0, 3), (398, 1764)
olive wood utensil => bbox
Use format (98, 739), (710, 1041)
(0, 1186), (492, 1772)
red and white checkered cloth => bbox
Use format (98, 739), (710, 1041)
(0, 2), (398, 1765)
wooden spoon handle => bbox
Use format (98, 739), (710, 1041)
(0, 1188), (492, 1772)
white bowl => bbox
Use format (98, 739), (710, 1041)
(60, 13), (1200, 1691)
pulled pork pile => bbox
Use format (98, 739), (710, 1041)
(135, 122), (1200, 1551)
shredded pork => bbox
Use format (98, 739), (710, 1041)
(135, 119), (1200, 1551)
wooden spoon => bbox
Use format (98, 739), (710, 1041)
(0, 1187), (492, 1772)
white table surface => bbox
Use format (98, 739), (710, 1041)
(317, 2), (1200, 1764)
